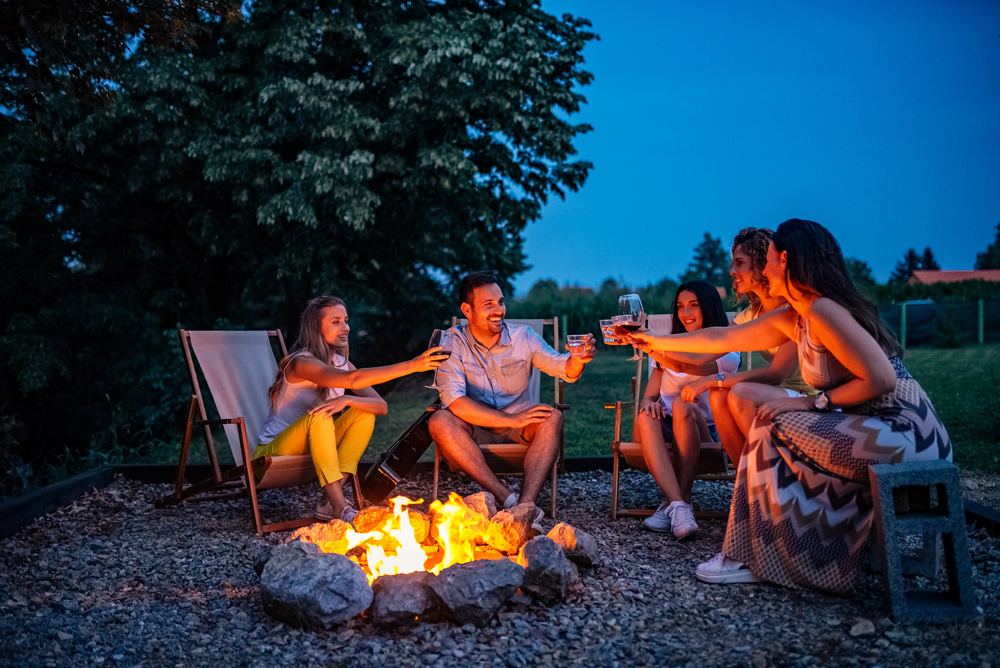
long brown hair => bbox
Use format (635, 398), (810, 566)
(731, 227), (773, 306)
(771, 219), (902, 358)
(268, 296), (349, 405)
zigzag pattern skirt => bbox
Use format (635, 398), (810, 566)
(724, 358), (952, 594)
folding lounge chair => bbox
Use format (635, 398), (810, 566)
(157, 329), (365, 535)
(605, 313), (738, 521)
(431, 318), (568, 519)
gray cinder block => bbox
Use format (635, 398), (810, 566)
(868, 461), (977, 624)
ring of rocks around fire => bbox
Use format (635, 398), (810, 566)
(253, 492), (599, 630)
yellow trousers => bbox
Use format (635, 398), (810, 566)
(252, 407), (375, 487)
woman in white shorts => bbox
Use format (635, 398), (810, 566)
(677, 227), (815, 464)
(633, 280), (740, 539)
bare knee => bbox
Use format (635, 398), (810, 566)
(428, 409), (465, 440)
(671, 398), (697, 425)
(709, 388), (729, 414)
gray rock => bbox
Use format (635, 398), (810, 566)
(849, 619), (875, 637)
(463, 492), (498, 520)
(371, 571), (440, 627)
(486, 504), (535, 554)
(429, 559), (524, 627)
(260, 541), (372, 630)
(517, 536), (572, 604)
(252, 547), (271, 577)
(546, 523), (599, 568)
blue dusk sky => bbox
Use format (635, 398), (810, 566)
(512, 0), (1000, 296)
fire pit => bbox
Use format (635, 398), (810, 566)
(257, 492), (599, 630)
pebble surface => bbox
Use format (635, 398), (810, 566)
(1, 469), (998, 668)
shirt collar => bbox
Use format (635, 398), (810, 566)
(463, 321), (511, 352)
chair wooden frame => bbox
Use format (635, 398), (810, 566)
(157, 329), (365, 535)
(606, 314), (737, 521)
(430, 317), (568, 519)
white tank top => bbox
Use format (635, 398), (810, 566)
(257, 351), (348, 445)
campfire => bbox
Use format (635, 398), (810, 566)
(260, 491), (599, 629)
(294, 492), (523, 584)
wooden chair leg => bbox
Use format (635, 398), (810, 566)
(174, 396), (198, 499)
(550, 459), (557, 519)
(611, 449), (621, 521)
(352, 473), (366, 510)
(235, 418), (264, 536)
(432, 445), (440, 503)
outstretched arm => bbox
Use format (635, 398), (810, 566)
(630, 308), (795, 354)
(288, 348), (447, 390)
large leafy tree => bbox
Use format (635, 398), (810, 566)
(0, 0), (596, 491)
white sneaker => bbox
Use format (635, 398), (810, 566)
(315, 494), (335, 521)
(642, 501), (672, 533)
(667, 501), (698, 540)
(340, 506), (358, 525)
(695, 552), (762, 584)
(505, 493), (544, 524)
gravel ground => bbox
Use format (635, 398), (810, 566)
(1, 470), (998, 668)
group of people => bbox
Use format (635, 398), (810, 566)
(252, 219), (952, 596)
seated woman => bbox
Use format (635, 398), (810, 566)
(255, 296), (446, 524)
(628, 220), (951, 593)
(678, 227), (814, 464)
(634, 280), (740, 539)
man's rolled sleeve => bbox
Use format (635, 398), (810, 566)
(435, 353), (468, 408)
(526, 329), (577, 383)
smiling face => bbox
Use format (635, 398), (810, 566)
(462, 283), (506, 339)
(675, 290), (704, 332)
(729, 246), (757, 296)
(319, 304), (350, 348)
(762, 242), (789, 300)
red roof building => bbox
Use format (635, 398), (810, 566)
(908, 270), (1000, 285)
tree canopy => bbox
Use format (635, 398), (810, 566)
(0, 0), (596, 496)
(680, 233), (729, 290)
(976, 223), (1000, 270)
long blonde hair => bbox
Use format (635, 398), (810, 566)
(268, 296), (349, 405)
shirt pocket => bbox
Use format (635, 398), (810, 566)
(463, 363), (486, 383)
(498, 360), (530, 396)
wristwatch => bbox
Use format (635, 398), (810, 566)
(814, 392), (830, 412)
(716, 373), (725, 388)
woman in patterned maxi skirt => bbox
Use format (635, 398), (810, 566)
(629, 219), (952, 593)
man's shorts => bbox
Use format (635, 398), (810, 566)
(471, 425), (531, 446)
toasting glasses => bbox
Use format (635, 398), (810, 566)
(424, 329), (453, 389)
(617, 294), (645, 361)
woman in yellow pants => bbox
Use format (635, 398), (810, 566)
(255, 296), (447, 523)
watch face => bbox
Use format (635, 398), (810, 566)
(815, 394), (829, 410)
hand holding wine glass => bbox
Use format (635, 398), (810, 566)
(424, 329), (453, 389)
(617, 293), (646, 361)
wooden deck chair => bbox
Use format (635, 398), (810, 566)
(157, 329), (365, 535)
(431, 317), (568, 519)
(606, 313), (739, 521)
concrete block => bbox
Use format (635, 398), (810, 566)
(868, 461), (977, 624)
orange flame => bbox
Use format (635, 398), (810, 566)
(327, 493), (496, 585)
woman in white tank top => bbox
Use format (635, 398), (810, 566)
(632, 281), (740, 540)
(254, 296), (447, 524)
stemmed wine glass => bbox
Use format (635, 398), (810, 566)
(617, 294), (645, 361)
(424, 329), (453, 389)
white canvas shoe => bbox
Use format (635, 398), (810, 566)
(339, 506), (358, 525)
(666, 501), (698, 540)
(695, 552), (763, 584)
(641, 501), (672, 533)
(315, 494), (335, 521)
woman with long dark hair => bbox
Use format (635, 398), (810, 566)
(679, 227), (815, 464)
(255, 296), (446, 523)
(628, 220), (951, 593)
(634, 280), (740, 538)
